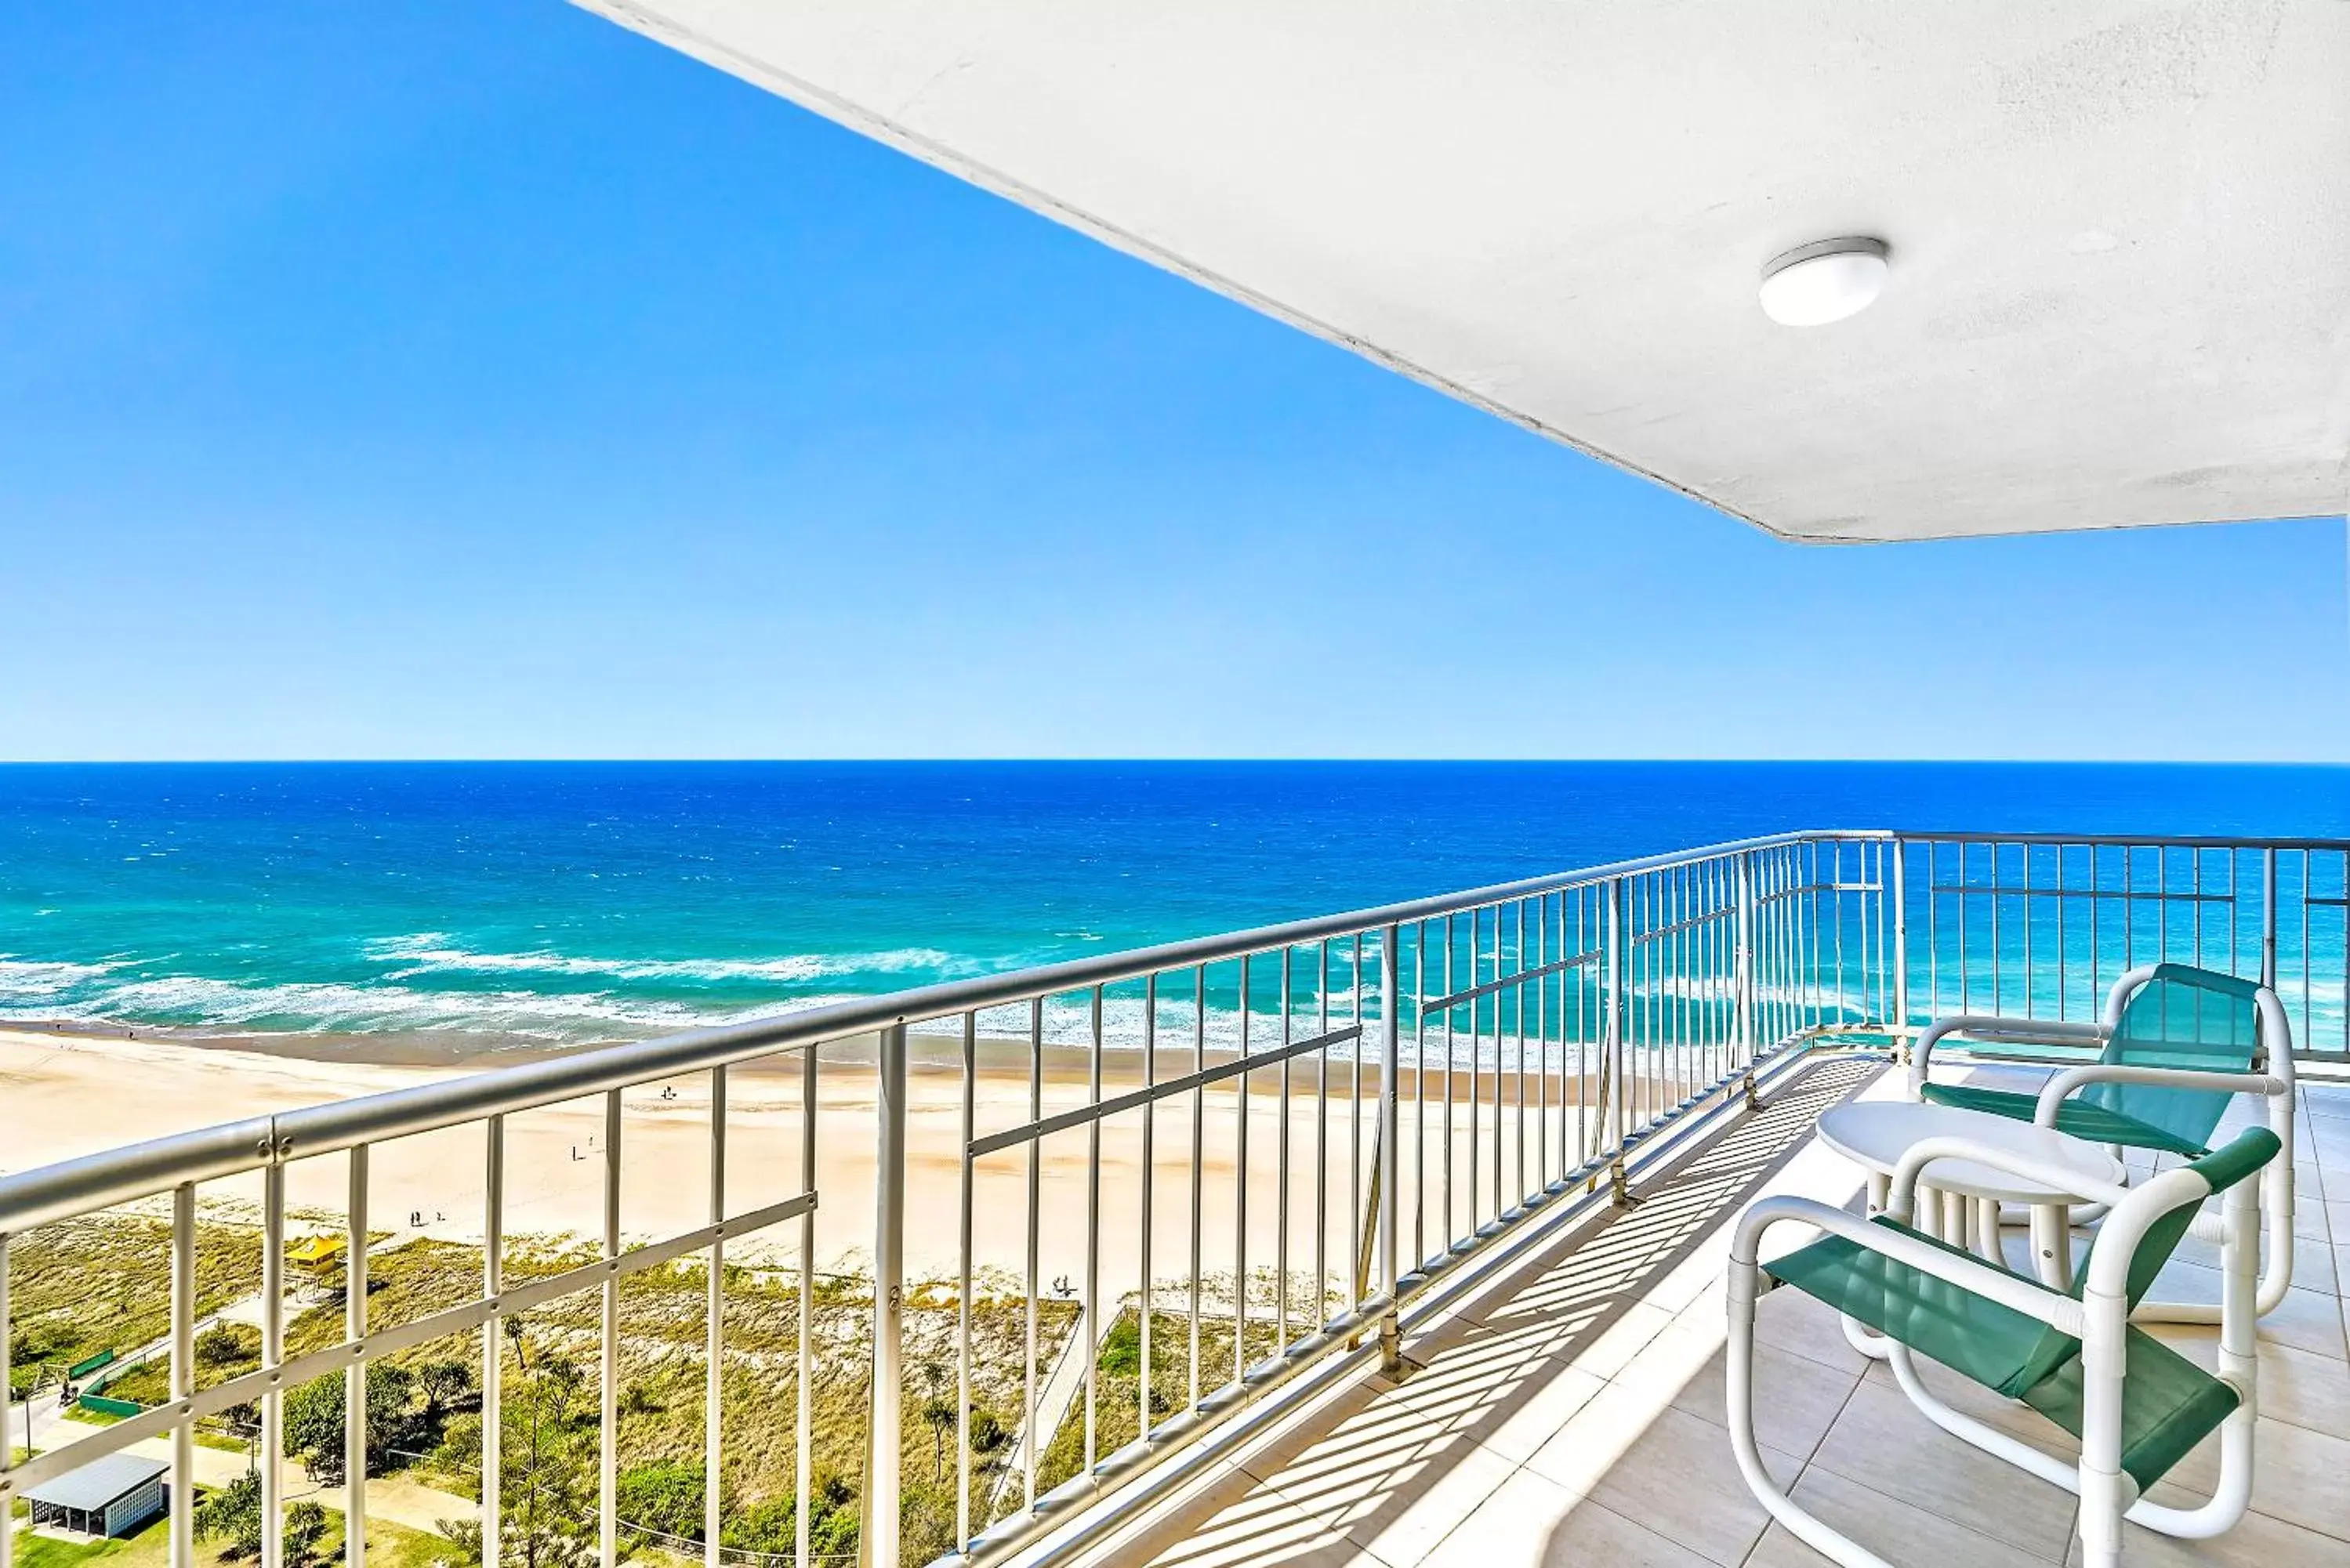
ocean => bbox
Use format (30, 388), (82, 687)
(2, 762), (2345, 1050)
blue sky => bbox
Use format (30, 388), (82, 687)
(2, 5), (2342, 762)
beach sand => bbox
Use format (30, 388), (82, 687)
(0, 1024), (1624, 1301)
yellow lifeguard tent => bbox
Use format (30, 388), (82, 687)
(285, 1234), (347, 1269)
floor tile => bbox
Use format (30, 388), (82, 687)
(1583, 1404), (1792, 1566)
(2062, 1508), (2350, 1567)
(1808, 1375), (2081, 1560)
(1743, 1466), (2059, 1568)
(2148, 1414), (2350, 1543)
(1503, 1490), (1716, 1568)
(1668, 1336), (1862, 1461)
(1751, 1282), (1878, 1374)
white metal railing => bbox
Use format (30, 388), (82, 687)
(0, 826), (2336, 1568)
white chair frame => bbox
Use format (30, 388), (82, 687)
(1727, 1132), (2265, 1568)
(1906, 964), (2297, 1320)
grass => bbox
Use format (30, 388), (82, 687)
(6, 1502), (448, 1568)
(6, 1218), (262, 1396)
(14, 1226), (1088, 1566)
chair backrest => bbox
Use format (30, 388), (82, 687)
(2086, 963), (2261, 1152)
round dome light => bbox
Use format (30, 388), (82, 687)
(1758, 237), (1889, 327)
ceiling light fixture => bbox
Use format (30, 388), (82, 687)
(1758, 237), (1889, 327)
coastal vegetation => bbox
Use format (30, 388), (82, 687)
(9, 1215), (1083, 1566)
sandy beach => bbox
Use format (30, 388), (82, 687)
(0, 1024), (1622, 1301)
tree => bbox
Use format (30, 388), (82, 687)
(194, 1472), (265, 1560)
(194, 1475), (329, 1568)
(417, 1359), (476, 1418)
(439, 1325), (601, 1568)
(283, 1501), (328, 1568)
(916, 1359), (957, 1483)
(195, 1323), (252, 1369)
(284, 1363), (416, 1486)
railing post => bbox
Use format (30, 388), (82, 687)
(1891, 838), (1909, 1046)
(1735, 855), (1757, 1064)
(2261, 848), (2279, 992)
(1607, 878), (1633, 1199)
(865, 1024), (908, 1568)
(1378, 923), (1403, 1373)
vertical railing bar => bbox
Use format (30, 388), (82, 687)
(1141, 974), (1157, 1442)
(1188, 965), (1206, 1410)
(1024, 998), (1042, 1513)
(346, 1146), (370, 1568)
(1925, 840), (1938, 1021)
(1535, 898), (1548, 1193)
(1277, 952), (1293, 1354)
(2298, 852), (2313, 1054)
(262, 1160), (285, 1568)
(2022, 840), (2033, 1017)
(869, 1027), (907, 1568)
(1233, 957), (1249, 1388)
(1892, 840), (1909, 1038)
(482, 1117), (504, 1568)
(1467, 908), (1480, 1233)
(1085, 985), (1103, 1476)
(2125, 845), (2136, 970)
(1958, 842), (1971, 1015)
(1313, 948), (1327, 1326)
(703, 1070), (724, 1568)
(172, 1183), (197, 1568)
(1500, 903), (1514, 1207)
(1400, 926), (1419, 1269)
(796, 1044), (814, 1568)
(957, 1014), (975, 1548)
(599, 1089), (621, 1568)
(1443, 914), (1456, 1247)
(0, 1234), (9, 1568)
(2261, 849), (2277, 991)
(1376, 922), (1402, 1371)
(1350, 934), (1363, 1294)
(2056, 844), (2069, 1022)
(1514, 900), (1527, 1208)
(2088, 846), (2102, 1016)
(1834, 843), (1848, 1026)
(1315, 945), (1329, 1318)
(2160, 846), (2170, 964)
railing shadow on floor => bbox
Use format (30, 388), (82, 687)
(1123, 1058), (1880, 1568)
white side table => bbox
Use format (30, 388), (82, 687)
(1817, 1100), (2125, 1287)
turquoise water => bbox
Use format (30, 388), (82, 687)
(1, 762), (2344, 1049)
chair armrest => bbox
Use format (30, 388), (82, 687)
(2035, 1064), (2289, 1128)
(1730, 1194), (2085, 1335)
(1909, 1013), (2108, 1096)
(1888, 1134), (2134, 1214)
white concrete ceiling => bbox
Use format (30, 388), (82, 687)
(580, 1), (2350, 542)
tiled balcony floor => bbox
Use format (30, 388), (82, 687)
(1102, 1057), (2350, 1568)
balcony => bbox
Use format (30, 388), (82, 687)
(2, 830), (2340, 1568)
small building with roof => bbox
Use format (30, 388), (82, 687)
(23, 1453), (170, 1538)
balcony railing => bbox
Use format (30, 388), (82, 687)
(0, 827), (2341, 1568)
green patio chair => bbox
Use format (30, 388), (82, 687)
(1906, 962), (2297, 1316)
(1728, 1124), (2279, 1568)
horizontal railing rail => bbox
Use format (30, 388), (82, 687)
(2, 822), (2338, 1568)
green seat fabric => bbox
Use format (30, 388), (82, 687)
(2020, 1329), (2241, 1491)
(1917, 1082), (2211, 1158)
(1763, 1128), (2280, 1493)
(1764, 1217), (2075, 1396)
(1925, 964), (2261, 1158)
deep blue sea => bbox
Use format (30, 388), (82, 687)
(2, 762), (2345, 1050)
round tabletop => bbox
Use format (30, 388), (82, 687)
(1817, 1100), (2125, 1203)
